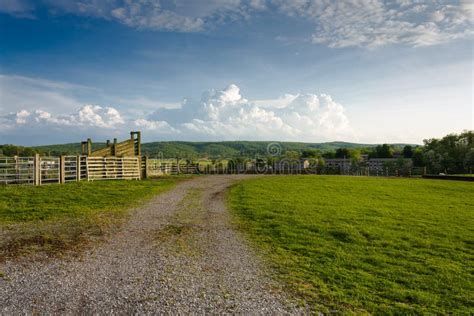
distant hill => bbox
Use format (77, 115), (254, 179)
(32, 141), (414, 158)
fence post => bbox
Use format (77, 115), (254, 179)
(34, 154), (41, 186)
(13, 155), (18, 183)
(60, 155), (65, 184)
(86, 157), (90, 181)
(76, 155), (81, 182)
(113, 138), (117, 156)
(143, 156), (148, 179)
(87, 138), (92, 156)
(137, 157), (141, 180)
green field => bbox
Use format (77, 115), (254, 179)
(229, 176), (474, 314)
(0, 178), (183, 260)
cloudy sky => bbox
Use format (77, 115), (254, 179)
(0, 0), (472, 145)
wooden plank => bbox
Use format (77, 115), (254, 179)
(34, 154), (40, 186)
(60, 155), (65, 184)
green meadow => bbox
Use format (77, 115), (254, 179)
(0, 178), (183, 260)
(229, 176), (474, 314)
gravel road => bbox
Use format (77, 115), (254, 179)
(0, 175), (304, 314)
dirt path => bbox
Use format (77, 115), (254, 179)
(0, 175), (303, 314)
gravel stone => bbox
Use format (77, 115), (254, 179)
(0, 175), (306, 314)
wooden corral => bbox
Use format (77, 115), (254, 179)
(81, 131), (141, 157)
(1, 131), (144, 185)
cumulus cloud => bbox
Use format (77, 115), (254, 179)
(1, 105), (124, 130)
(1, 84), (356, 143)
(137, 84), (356, 141)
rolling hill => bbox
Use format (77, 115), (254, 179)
(31, 141), (413, 158)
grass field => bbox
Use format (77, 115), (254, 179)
(0, 178), (184, 260)
(229, 176), (474, 314)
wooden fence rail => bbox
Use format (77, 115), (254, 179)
(0, 156), (35, 184)
(1, 155), (429, 185)
(0, 155), (141, 185)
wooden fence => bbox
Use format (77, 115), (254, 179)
(86, 157), (140, 181)
(0, 155), (140, 185)
(1, 155), (429, 185)
(0, 156), (35, 184)
(146, 159), (197, 177)
(144, 159), (426, 177)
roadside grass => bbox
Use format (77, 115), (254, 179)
(0, 177), (185, 260)
(152, 188), (204, 256)
(229, 176), (474, 314)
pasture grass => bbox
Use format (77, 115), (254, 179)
(0, 178), (185, 260)
(229, 176), (474, 314)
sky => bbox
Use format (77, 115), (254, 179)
(0, 0), (473, 146)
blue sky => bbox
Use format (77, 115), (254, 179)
(0, 0), (472, 145)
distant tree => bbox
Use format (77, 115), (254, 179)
(350, 149), (361, 160)
(424, 149), (443, 173)
(284, 150), (300, 159)
(317, 157), (326, 168)
(350, 158), (360, 171)
(322, 151), (336, 159)
(302, 149), (320, 158)
(266, 156), (278, 166)
(372, 144), (394, 158)
(463, 148), (474, 173)
(423, 131), (473, 173)
(396, 157), (411, 169)
(0, 144), (38, 157)
(402, 145), (413, 158)
(335, 148), (351, 158)
(412, 148), (425, 167)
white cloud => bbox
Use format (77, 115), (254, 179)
(2, 0), (259, 32)
(2, 1), (471, 47)
(272, 0), (473, 48)
(1, 84), (356, 143)
(107, 3), (205, 32)
(1, 105), (124, 130)
(15, 110), (30, 124)
(249, 0), (266, 10)
(133, 118), (177, 133)
(0, 0), (34, 18)
(141, 84), (356, 141)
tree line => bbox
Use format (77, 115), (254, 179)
(2, 130), (472, 174)
(0, 144), (39, 157)
(260, 131), (473, 174)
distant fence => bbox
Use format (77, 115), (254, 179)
(146, 158), (197, 177)
(1, 155), (431, 185)
(1, 155), (140, 185)
(145, 158), (427, 177)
